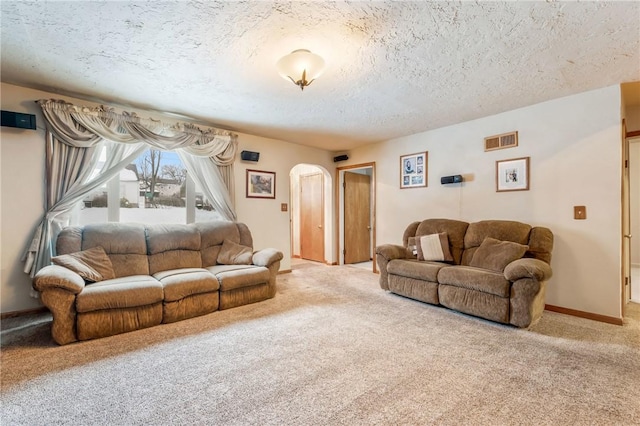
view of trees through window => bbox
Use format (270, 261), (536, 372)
(77, 148), (220, 225)
(137, 149), (185, 209)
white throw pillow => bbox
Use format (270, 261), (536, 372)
(417, 233), (453, 262)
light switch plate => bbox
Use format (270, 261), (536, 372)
(574, 206), (586, 220)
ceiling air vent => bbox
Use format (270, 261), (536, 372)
(484, 131), (518, 152)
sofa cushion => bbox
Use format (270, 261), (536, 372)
(462, 220), (531, 265)
(438, 284), (510, 324)
(76, 275), (163, 313)
(77, 304), (162, 341)
(195, 221), (242, 267)
(55, 226), (83, 255)
(81, 223), (149, 277)
(207, 264), (257, 274)
(162, 292), (219, 324)
(388, 259), (445, 283)
(414, 219), (469, 265)
(52, 246), (115, 283)
(388, 275), (439, 305)
(217, 239), (253, 265)
(147, 224), (201, 253)
(207, 265), (270, 291)
(437, 265), (511, 298)
(416, 233), (453, 262)
(147, 224), (202, 274)
(469, 237), (529, 272)
(153, 268), (219, 302)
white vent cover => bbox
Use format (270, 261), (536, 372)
(484, 131), (518, 151)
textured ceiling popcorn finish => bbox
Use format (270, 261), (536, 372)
(1, 1), (639, 151)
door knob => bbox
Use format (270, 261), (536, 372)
(318, 225), (322, 229)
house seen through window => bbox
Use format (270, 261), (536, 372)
(76, 148), (221, 225)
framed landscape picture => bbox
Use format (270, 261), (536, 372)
(400, 151), (428, 188)
(496, 157), (529, 192)
(246, 169), (276, 199)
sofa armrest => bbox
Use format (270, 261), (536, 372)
(252, 248), (284, 267)
(375, 244), (407, 262)
(33, 265), (86, 294)
(504, 258), (552, 282)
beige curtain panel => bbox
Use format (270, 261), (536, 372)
(23, 99), (238, 288)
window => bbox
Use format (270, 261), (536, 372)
(76, 148), (222, 226)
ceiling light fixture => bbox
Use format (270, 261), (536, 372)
(276, 49), (325, 91)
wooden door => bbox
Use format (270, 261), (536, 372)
(344, 171), (371, 264)
(300, 173), (324, 262)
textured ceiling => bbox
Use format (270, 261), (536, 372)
(1, 1), (639, 151)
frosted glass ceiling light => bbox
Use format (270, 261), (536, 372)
(276, 49), (325, 91)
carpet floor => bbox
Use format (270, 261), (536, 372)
(1, 263), (639, 425)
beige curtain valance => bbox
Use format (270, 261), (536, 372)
(37, 99), (237, 165)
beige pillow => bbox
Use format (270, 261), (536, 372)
(217, 239), (253, 265)
(469, 237), (529, 272)
(416, 233), (454, 262)
(52, 246), (115, 282)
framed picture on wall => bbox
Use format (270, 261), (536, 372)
(246, 169), (276, 199)
(496, 157), (530, 192)
(400, 151), (428, 189)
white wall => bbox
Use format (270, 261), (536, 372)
(1, 84), (47, 313)
(0, 82), (335, 313)
(344, 85), (623, 319)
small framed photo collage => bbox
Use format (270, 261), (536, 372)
(400, 152), (427, 189)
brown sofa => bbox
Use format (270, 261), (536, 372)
(376, 219), (553, 327)
(33, 221), (283, 345)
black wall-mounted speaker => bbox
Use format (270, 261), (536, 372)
(440, 175), (463, 185)
(241, 150), (260, 162)
(333, 154), (349, 162)
(1, 110), (36, 130)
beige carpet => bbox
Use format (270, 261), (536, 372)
(2, 264), (639, 425)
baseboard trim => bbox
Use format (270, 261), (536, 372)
(1, 306), (47, 320)
(544, 304), (623, 326)
(278, 269), (292, 274)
